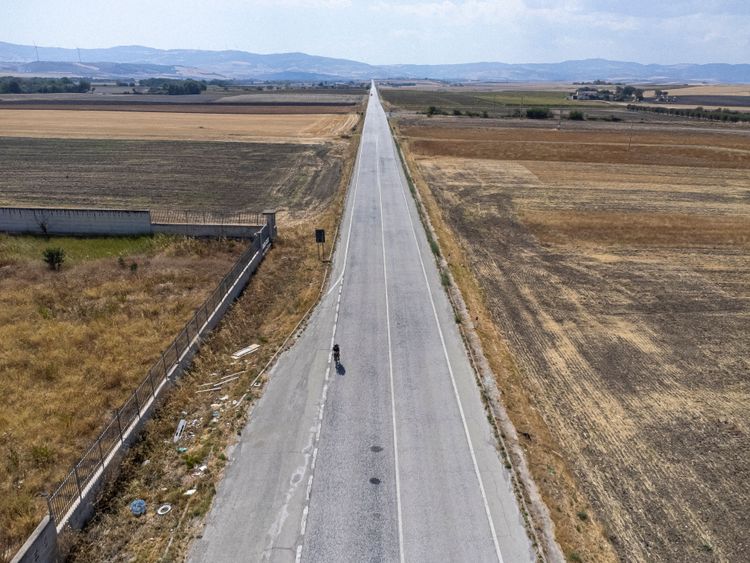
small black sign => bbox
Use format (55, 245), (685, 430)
(315, 229), (326, 243)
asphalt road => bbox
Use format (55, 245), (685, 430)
(189, 84), (534, 563)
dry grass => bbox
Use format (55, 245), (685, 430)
(65, 118), (362, 562)
(395, 118), (750, 562)
(0, 109), (359, 143)
(0, 235), (242, 547)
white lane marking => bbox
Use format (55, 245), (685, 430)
(382, 101), (505, 562)
(375, 136), (406, 563)
(294, 93), (369, 563)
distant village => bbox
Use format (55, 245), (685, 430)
(570, 85), (677, 103)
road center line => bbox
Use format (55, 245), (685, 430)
(375, 136), (406, 563)
(383, 101), (505, 562)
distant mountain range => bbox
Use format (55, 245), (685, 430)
(1, 41), (749, 83)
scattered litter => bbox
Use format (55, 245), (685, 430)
(130, 499), (147, 516)
(177, 447), (188, 454)
(142, 459), (150, 466)
(231, 344), (260, 360)
(212, 411), (220, 419)
(219, 395), (229, 402)
(173, 419), (187, 443)
(184, 489), (197, 496)
(157, 504), (172, 516)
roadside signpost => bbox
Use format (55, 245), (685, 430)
(315, 228), (326, 261)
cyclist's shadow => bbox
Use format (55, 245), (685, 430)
(335, 362), (346, 376)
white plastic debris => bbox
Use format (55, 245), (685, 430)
(173, 419), (187, 443)
(184, 489), (197, 496)
(157, 504), (172, 516)
(231, 344), (260, 360)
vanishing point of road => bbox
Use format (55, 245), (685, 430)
(189, 84), (534, 563)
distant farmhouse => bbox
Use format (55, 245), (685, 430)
(570, 85), (644, 102)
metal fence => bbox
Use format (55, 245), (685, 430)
(150, 209), (263, 226)
(42, 222), (270, 532)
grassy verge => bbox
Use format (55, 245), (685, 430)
(0, 234), (242, 549)
(389, 119), (618, 563)
(65, 115), (364, 562)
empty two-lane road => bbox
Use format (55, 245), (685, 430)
(189, 85), (534, 563)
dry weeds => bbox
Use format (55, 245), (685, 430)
(0, 235), (241, 548)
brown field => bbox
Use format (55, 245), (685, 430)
(0, 109), (358, 143)
(396, 117), (750, 562)
(0, 137), (348, 220)
(0, 103), (356, 114)
(0, 236), (241, 547)
(667, 85), (750, 96)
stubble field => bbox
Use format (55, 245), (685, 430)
(395, 115), (750, 562)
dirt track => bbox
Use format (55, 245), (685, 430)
(398, 118), (750, 562)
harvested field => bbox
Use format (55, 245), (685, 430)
(396, 118), (750, 562)
(401, 123), (750, 168)
(0, 137), (347, 219)
(0, 235), (241, 548)
(0, 109), (358, 142)
(0, 102), (356, 114)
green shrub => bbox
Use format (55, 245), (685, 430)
(569, 110), (585, 121)
(526, 107), (551, 119)
(42, 247), (65, 271)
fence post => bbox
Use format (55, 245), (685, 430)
(133, 391), (141, 418)
(149, 370), (156, 397)
(162, 351), (169, 378)
(44, 492), (54, 522)
(116, 410), (124, 443)
(73, 465), (83, 501)
(98, 439), (105, 470)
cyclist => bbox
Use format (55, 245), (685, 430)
(332, 344), (340, 365)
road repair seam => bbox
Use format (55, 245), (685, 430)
(388, 120), (505, 562)
(294, 112), (366, 563)
(376, 136), (406, 563)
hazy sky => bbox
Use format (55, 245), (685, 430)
(2, 0), (749, 65)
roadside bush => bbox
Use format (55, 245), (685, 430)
(42, 247), (65, 271)
(526, 107), (551, 119)
(568, 110), (585, 121)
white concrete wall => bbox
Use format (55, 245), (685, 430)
(0, 207), (152, 236)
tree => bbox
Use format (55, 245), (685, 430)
(526, 107), (551, 119)
(43, 248), (65, 271)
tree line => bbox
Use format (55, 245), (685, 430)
(139, 78), (208, 95)
(0, 76), (91, 94)
(627, 104), (750, 123)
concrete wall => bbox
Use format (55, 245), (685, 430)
(0, 207), (152, 236)
(0, 207), (266, 240)
(10, 516), (57, 563)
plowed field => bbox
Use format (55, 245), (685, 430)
(397, 118), (750, 562)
